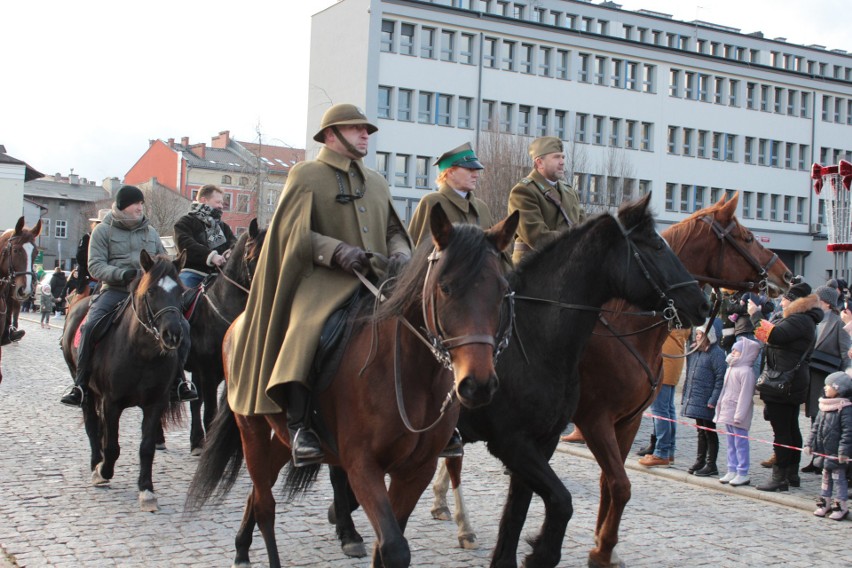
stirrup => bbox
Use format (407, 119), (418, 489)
(291, 428), (324, 467)
(60, 385), (85, 408)
(176, 381), (198, 402)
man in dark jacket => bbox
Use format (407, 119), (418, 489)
(173, 184), (236, 289)
(48, 267), (67, 315)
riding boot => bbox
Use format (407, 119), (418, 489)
(636, 433), (656, 457)
(170, 371), (198, 403)
(688, 434), (708, 474)
(694, 435), (719, 477)
(438, 428), (464, 458)
(61, 328), (93, 407)
(283, 382), (323, 467)
(756, 465), (789, 492)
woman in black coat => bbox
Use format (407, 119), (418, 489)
(755, 284), (823, 492)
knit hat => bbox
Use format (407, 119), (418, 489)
(696, 321), (717, 344)
(825, 371), (852, 398)
(815, 285), (840, 308)
(42, 284), (51, 294)
(115, 185), (145, 211)
(783, 282), (812, 301)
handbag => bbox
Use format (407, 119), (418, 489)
(756, 338), (814, 396)
(809, 349), (843, 374)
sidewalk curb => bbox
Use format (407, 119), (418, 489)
(556, 442), (816, 513)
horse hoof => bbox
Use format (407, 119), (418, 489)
(190, 446), (203, 457)
(327, 504), (337, 525)
(342, 542), (367, 558)
(431, 506), (451, 521)
(588, 551), (625, 568)
(139, 489), (159, 512)
(459, 534), (479, 550)
(232, 562), (251, 568)
(91, 463), (109, 487)
(155, 443), (167, 451)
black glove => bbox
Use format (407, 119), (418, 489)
(332, 243), (369, 275)
(121, 269), (138, 284)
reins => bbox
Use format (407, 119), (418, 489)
(131, 288), (182, 348)
(199, 246), (257, 325)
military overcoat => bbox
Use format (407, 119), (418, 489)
(407, 184), (494, 247)
(227, 147), (411, 415)
(508, 169), (584, 264)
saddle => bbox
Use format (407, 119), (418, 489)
(311, 287), (364, 394)
(182, 273), (218, 321)
(72, 296), (131, 349)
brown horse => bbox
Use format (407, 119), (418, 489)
(429, 193), (793, 567)
(0, 216), (41, 383)
(186, 205), (518, 568)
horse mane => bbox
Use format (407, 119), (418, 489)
(375, 224), (492, 321)
(133, 255), (180, 298)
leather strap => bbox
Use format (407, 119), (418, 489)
(543, 188), (573, 227)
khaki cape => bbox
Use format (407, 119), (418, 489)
(407, 184), (494, 247)
(508, 169), (585, 264)
(227, 147), (410, 415)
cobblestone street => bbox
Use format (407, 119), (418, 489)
(0, 315), (847, 567)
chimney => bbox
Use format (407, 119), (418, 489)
(189, 143), (206, 159)
(102, 177), (122, 192)
(80, 177), (88, 185)
(167, 138), (175, 148)
(181, 136), (190, 147)
(211, 130), (230, 149)
(54, 172), (61, 180)
(69, 173), (79, 185)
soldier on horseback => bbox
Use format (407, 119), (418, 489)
(60, 185), (197, 407)
(174, 184), (236, 289)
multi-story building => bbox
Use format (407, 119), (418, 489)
(0, 146), (43, 230)
(125, 131), (304, 232)
(308, 0), (852, 281)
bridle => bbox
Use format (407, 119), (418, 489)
(0, 236), (37, 289)
(131, 286), (183, 350)
(693, 215), (779, 293)
(203, 241), (261, 324)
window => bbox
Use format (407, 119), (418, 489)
(710, 187), (722, 204)
(593, 115), (604, 144)
(481, 100), (496, 130)
(415, 156), (430, 188)
(785, 142), (794, 169)
(725, 134), (736, 162)
(667, 126), (678, 154)
(594, 56), (607, 85)
(237, 194), (250, 213)
(744, 137), (754, 164)
(756, 193), (765, 219)
(395, 154), (410, 187)
(575, 113), (588, 143)
(682, 128), (694, 156)
(714, 76), (724, 103)
(801, 92), (811, 118)
(421, 27), (435, 58)
(774, 87), (784, 113)
(539, 47), (552, 76)
(625, 120), (636, 149)
(729, 79), (739, 106)
(770, 140), (780, 167)
(380, 20), (394, 52)
(398, 89), (412, 121)
(376, 152), (389, 181)
(746, 82), (756, 109)
(501, 40), (515, 71)
(499, 102), (513, 133)
(797, 197), (806, 223)
(520, 44), (534, 74)
(760, 85), (769, 111)
(483, 37), (497, 68)
(640, 122), (652, 150)
(536, 108), (549, 137)
(712, 132), (722, 160)
(556, 49), (569, 80)
(642, 64), (655, 93)
(378, 86), (392, 118)
(418, 92), (434, 124)
(758, 139), (767, 165)
(697, 130), (708, 158)
(606, 177), (618, 206)
(458, 97), (472, 128)
(783, 196), (792, 222)
(518, 105), (531, 135)
(835, 98), (843, 123)
(611, 59), (623, 88)
(698, 74), (709, 101)
(770, 194), (779, 220)
(685, 72), (696, 99)
(191, 189), (199, 201)
(239, 176), (249, 187)
(742, 191), (753, 218)
(787, 89), (798, 116)
(55, 219), (67, 239)
(437, 94), (452, 126)
(221, 175), (232, 184)
(609, 118), (620, 146)
(459, 33), (474, 64)
(626, 62), (638, 90)
(665, 183), (676, 211)
(222, 193), (232, 211)
(554, 110), (566, 140)
(400, 23), (415, 55)
(638, 179), (651, 196)
(669, 69), (680, 97)
(799, 145), (809, 170)
(679, 185), (691, 213)
(578, 53), (590, 82)
(440, 30), (455, 62)
(695, 186), (706, 210)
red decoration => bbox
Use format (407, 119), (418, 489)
(827, 244), (852, 252)
(813, 160), (852, 193)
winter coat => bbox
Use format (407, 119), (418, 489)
(760, 294), (823, 405)
(807, 397), (852, 468)
(408, 184), (494, 247)
(714, 337), (761, 428)
(227, 146), (412, 415)
(48, 271), (67, 300)
(807, 310), (852, 417)
(681, 341), (727, 421)
(39, 293), (54, 314)
(88, 207), (165, 292)
(174, 210), (236, 274)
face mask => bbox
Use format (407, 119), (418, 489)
(211, 208), (223, 220)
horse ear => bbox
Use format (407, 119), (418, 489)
(174, 250), (187, 272)
(31, 219), (42, 237)
(139, 249), (154, 272)
(14, 216), (24, 236)
(249, 218), (259, 239)
(487, 211), (520, 253)
(715, 193), (727, 206)
(429, 203), (454, 251)
(717, 192), (739, 223)
(617, 192), (652, 228)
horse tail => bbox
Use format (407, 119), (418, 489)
(281, 462), (321, 503)
(184, 390), (243, 512)
(161, 399), (185, 430)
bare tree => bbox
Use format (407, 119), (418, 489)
(137, 178), (192, 237)
(572, 145), (635, 215)
(476, 131), (533, 219)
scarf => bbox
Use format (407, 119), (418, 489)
(188, 202), (227, 250)
(818, 397), (852, 413)
(110, 205), (144, 230)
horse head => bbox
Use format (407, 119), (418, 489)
(613, 193), (709, 327)
(221, 218), (268, 291)
(423, 205), (518, 408)
(1, 216), (41, 301)
(135, 250), (187, 352)
(664, 193), (793, 297)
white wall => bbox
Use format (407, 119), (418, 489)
(0, 164), (25, 230)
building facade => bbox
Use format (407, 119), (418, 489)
(308, 0), (852, 281)
(124, 131), (304, 232)
(0, 146), (43, 230)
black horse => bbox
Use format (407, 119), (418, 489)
(328, 194), (710, 566)
(61, 251), (188, 512)
(185, 219), (267, 455)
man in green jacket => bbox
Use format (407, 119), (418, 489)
(508, 137), (585, 265)
(226, 104), (411, 466)
(60, 185), (196, 406)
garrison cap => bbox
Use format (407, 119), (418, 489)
(434, 142), (484, 172)
(313, 104), (378, 142)
(528, 136), (564, 160)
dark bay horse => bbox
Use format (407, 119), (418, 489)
(61, 251), (188, 512)
(0, 216), (41, 383)
(429, 193), (793, 567)
(329, 194), (710, 567)
(186, 219), (266, 455)
(186, 205), (518, 568)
